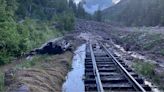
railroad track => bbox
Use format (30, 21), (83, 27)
(84, 42), (152, 92)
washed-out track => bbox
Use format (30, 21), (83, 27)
(84, 42), (151, 92)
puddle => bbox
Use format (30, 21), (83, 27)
(62, 44), (86, 92)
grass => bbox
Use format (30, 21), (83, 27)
(16, 55), (52, 69)
(15, 53), (72, 69)
(0, 72), (4, 92)
(13, 52), (73, 92)
(0, 51), (73, 92)
(132, 60), (164, 90)
(132, 60), (155, 77)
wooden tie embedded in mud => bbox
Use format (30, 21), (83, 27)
(84, 42), (152, 92)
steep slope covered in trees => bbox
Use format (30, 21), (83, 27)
(0, 0), (82, 65)
(103, 0), (164, 26)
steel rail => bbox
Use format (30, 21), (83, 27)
(100, 42), (146, 92)
(89, 43), (104, 92)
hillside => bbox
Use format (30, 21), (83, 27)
(0, 0), (76, 65)
(103, 0), (164, 26)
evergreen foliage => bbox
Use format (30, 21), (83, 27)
(94, 8), (102, 22)
(0, 0), (78, 65)
(103, 0), (164, 26)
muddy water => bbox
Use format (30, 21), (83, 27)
(62, 44), (86, 92)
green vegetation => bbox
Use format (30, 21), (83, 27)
(0, 0), (89, 65)
(133, 61), (155, 77)
(0, 72), (4, 92)
(15, 54), (69, 69)
(16, 55), (49, 68)
(132, 60), (164, 90)
(103, 0), (164, 26)
(94, 8), (102, 22)
(69, 0), (91, 19)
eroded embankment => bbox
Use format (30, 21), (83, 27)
(5, 52), (73, 92)
(1, 32), (86, 92)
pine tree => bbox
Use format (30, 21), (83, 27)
(77, 2), (85, 18)
(94, 7), (102, 22)
(69, 0), (77, 16)
(0, 0), (20, 65)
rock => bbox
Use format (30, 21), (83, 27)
(4, 69), (16, 86)
(124, 44), (130, 51)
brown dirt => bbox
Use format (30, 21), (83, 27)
(1, 31), (86, 92)
(6, 52), (73, 92)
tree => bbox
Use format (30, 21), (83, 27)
(77, 2), (86, 18)
(69, 0), (77, 16)
(0, 0), (20, 65)
(0, 0), (76, 65)
(94, 7), (102, 22)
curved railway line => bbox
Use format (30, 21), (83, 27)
(84, 41), (152, 92)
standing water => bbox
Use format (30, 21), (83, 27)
(62, 44), (86, 92)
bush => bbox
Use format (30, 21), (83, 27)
(0, 0), (75, 65)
